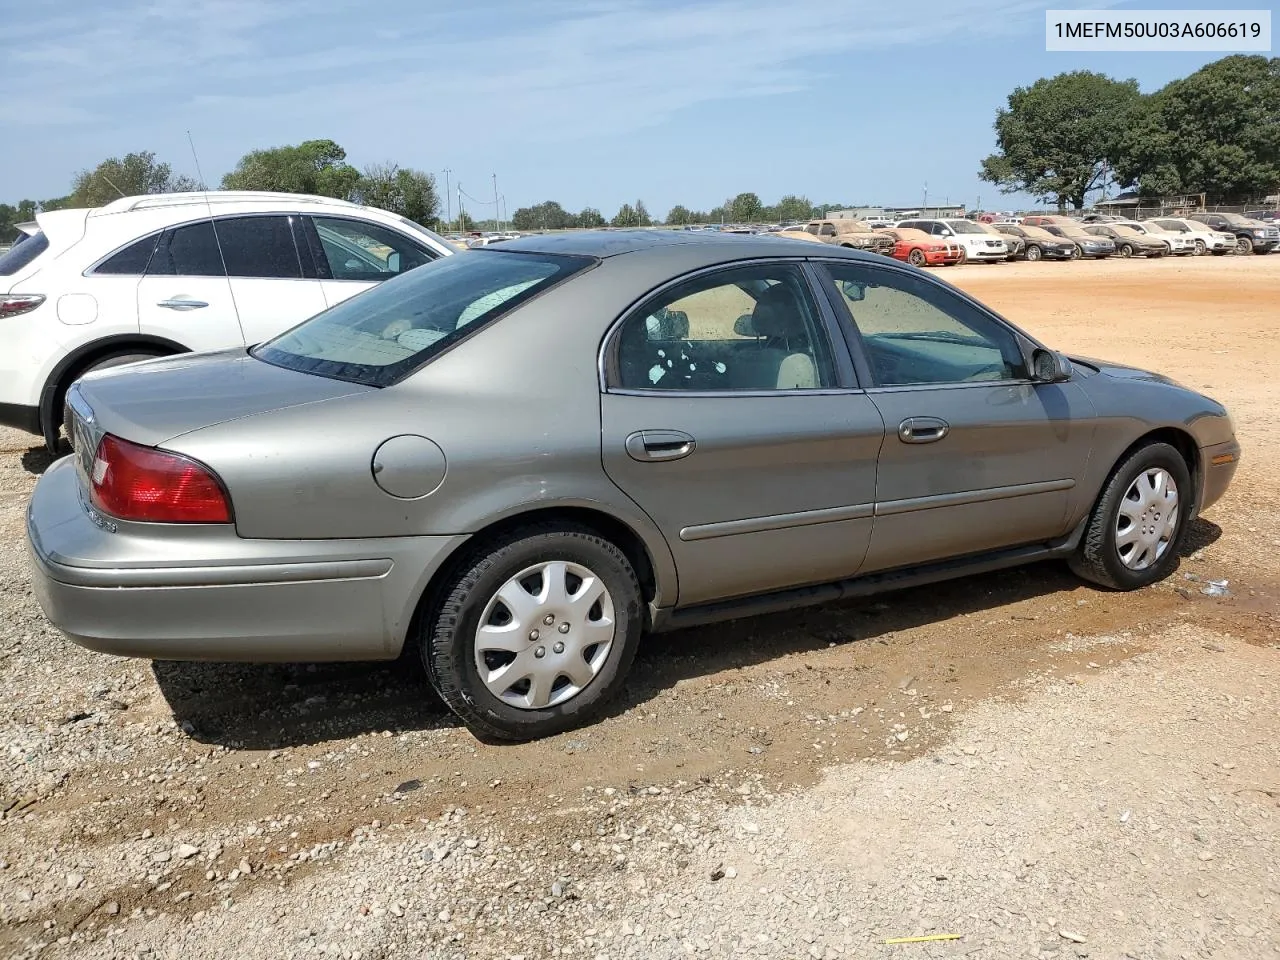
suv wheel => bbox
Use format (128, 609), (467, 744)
(1236, 236), (1254, 255)
(60, 351), (167, 451)
(1192, 239), (1206, 256)
(422, 525), (644, 741)
(1069, 442), (1192, 591)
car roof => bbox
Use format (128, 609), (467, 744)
(491, 228), (883, 263)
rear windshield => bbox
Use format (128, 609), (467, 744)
(0, 231), (50, 276)
(254, 249), (593, 387)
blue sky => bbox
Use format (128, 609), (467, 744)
(1, 0), (1261, 217)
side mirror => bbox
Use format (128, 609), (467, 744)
(387, 252), (402, 273)
(733, 314), (757, 337)
(840, 280), (866, 302)
(1031, 348), (1073, 383)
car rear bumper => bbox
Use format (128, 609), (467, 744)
(0, 401), (41, 434)
(26, 457), (468, 662)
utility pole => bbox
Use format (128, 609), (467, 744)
(443, 169), (452, 230)
(457, 183), (466, 232)
(492, 173), (500, 231)
(923, 182), (929, 214)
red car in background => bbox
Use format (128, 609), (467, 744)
(879, 227), (964, 266)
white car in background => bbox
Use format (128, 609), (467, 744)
(894, 218), (1008, 263)
(1113, 220), (1194, 256)
(1145, 217), (1236, 256)
(0, 191), (454, 449)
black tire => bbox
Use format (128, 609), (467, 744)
(1025, 245), (1043, 262)
(1069, 245), (1082, 260)
(955, 247), (968, 265)
(60, 351), (166, 450)
(1069, 442), (1193, 591)
(422, 524), (644, 741)
(1118, 243), (1133, 258)
(1192, 239), (1206, 256)
(907, 248), (926, 267)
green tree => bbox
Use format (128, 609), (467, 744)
(353, 163), (440, 226)
(665, 204), (694, 225)
(222, 139), (361, 199)
(511, 200), (576, 230)
(69, 151), (196, 207)
(611, 203), (638, 227)
(730, 192), (763, 222)
(1113, 55), (1280, 199)
(774, 194), (815, 222)
(578, 207), (606, 228)
(979, 71), (1141, 209)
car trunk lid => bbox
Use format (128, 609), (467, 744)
(65, 348), (374, 451)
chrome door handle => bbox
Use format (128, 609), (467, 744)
(898, 417), (950, 444)
(625, 430), (696, 462)
(157, 298), (209, 311)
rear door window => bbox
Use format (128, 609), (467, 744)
(0, 231), (50, 276)
(147, 221), (226, 277)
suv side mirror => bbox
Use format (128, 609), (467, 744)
(840, 280), (867, 302)
(1031, 348), (1073, 383)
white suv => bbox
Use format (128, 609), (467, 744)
(0, 191), (454, 448)
(1145, 217), (1236, 256)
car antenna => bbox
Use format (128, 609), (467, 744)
(101, 174), (128, 199)
(186, 130), (247, 343)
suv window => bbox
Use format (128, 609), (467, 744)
(0, 231), (50, 276)
(612, 264), (836, 392)
(94, 233), (160, 275)
(148, 221), (226, 277)
(823, 263), (1026, 387)
(216, 216), (304, 279)
(310, 217), (437, 282)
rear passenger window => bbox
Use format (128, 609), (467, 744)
(148, 222), (226, 277)
(611, 264), (837, 392)
(93, 233), (160, 275)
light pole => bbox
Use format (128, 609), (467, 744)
(442, 169), (452, 230)
(492, 173), (501, 232)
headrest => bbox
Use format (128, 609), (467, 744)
(750, 284), (808, 340)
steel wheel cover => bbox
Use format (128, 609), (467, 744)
(1115, 468), (1179, 571)
(474, 561), (616, 710)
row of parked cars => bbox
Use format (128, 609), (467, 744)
(781, 212), (1280, 265)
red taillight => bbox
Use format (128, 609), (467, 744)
(90, 434), (231, 523)
(0, 294), (45, 318)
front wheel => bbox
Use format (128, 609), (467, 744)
(907, 248), (926, 267)
(1069, 442), (1192, 591)
(955, 247), (968, 265)
(1069, 245), (1082, 260)
(1236, 236), (1254, 255)
(1192, 239), (1206, 256)
(1025, 245), (1043, 262)
(1118, 243), (1133, 258)
(422, 525), (644, 741)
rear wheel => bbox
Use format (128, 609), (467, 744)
(422, 525), (644, 741)
(59, 351), (167, 451)
(1069, 442), (1192, 591)
(1025, 245), (1043, 262)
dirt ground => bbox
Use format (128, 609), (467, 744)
(0, 254), (1277, 959)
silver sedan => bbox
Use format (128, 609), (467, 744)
(27, 231), (1240, 740)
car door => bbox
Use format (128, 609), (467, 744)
(599, 261), (884, 606)
(303, 215), (442, 308)
(136, 220), (243, 351)
(815, 259), (1096, 574)
(214, 214), (328, 345)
